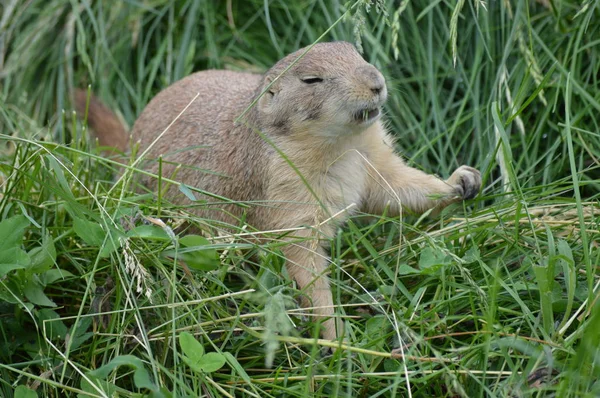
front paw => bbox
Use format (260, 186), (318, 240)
(447, 166), (481, 200)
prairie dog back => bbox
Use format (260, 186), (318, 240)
(131, 70), (269, 224)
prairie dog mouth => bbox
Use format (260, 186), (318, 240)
(354, 107), (381, 123)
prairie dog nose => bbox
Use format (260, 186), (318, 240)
(356, 64), (386, 97)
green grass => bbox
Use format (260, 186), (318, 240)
(1, 0), (599, 397)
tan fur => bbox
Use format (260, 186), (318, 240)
(77, 42), (481, 341)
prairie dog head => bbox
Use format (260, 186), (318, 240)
(256, 42), (387, 137)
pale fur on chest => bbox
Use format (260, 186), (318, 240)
(264, 123), (387, 231)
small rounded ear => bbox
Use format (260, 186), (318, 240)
(257, 75), (277, 112)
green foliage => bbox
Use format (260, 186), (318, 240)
(0, 0), (599, 397)
(164, 235), (220, 271)
(179, 331), (226, 373)
(0, 215), (32, 276)
(89, 355), (158, 391)
(14, 385), (37, 398)
(0, 214), (66, 308)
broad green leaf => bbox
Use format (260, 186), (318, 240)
(73, 217), (119, 258)
(90, 354), (144, 378)
(419, 246), (450, 274)
(73, 217), (105, 246)
(419, 246), (449, 268)
(67, 317), (94, 351)
(89, 355), (156, 391)
(0, 247), (31, 268)
(0, 215), (31, 276)
(364, 315), (387, 350)
(127, 225), (171, 241)
(132, 365), (157, 391)
(197, 352), (226, 373)
(14, 385), (37, 398)
(397, 264), (421, 275)
(0, 260), (28, 278)
(99, 236), (120, 258)
(511, 282), (535, 291)
(0, 278), (24, 304)
(377, 285), (395, 296)
(182, 355), (205, 374)
(179, 234), (210, 248)
(179, 332), (225, 373)
(462, 246), (480, 263)
(179, 332), (204, 360)
(40, 269), (74, 285)
(149, 388), (172, 398)
(28, 234), (57, 273)
(182, 353), (226, 374)
(37, 309), (67, 340)
(24, 281), (56, 307)
(420, 263), (445, 275)
(0, 215), (30, 251)
(164, 235), (219, 271)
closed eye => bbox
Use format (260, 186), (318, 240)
(301, 76), (324, 84)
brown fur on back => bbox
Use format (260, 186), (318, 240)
(129, 70), (268, 226)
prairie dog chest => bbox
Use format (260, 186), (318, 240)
(266, 132), (376, 227)
(320, 150), (367, 213)
(267, 149), (367, 209)
(288, 148), (369, 221)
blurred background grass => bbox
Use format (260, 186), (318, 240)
(1, 0), (598, 189)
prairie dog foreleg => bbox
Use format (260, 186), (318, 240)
(281, 229), (341, 341)
(362, 142), (481, 215)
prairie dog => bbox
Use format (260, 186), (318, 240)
(76, 42), (481, 341)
